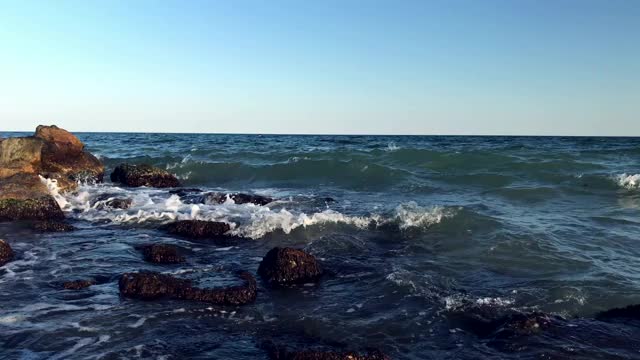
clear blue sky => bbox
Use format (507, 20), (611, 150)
(0, 0), (638, 135)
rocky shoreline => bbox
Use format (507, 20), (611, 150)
(1, 126), (639, 359)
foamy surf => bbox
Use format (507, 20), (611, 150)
(52, 184), (455, 239)
(615, 173), (640, 189)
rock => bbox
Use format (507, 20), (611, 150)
(0, 239), (14, 266)
(0, 125), (104, 193)
(32, 221), (75, 232)
(163, 220), (231, 239)
(106, 198), (132, 209)
(119, 270), (257, 305)
(110, 164), (180, 188)
(596, 304), (640, 322)
(202, 192), (273, 206)
(258, 247), (323, 287)
(262, 342), (389, 360)
(0, 174), (65, 221)
(63, 279), (95, 290)
(0, 137), (44, 178)
(446, 305), (557, 338)
(137, 244), (185, 264)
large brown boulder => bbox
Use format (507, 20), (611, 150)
(0, 173), (64, 221)
(119, 270), (257, 305)
(0, 125), (104, 192)
(258, 247), (323, 287)
(0, 239), (14, 266)
(110, 163), (180, 188)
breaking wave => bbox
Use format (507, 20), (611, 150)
(51, 183), (456, 239)
(615, 173), (640, 190)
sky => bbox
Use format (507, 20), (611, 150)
(0, 0), (638, 135)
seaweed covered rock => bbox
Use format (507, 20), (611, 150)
(63, 279), (95, 290)
(137, 244), (185, 264)
(258, 247), (323, 287)
(0, 173), (64, 221)
(110, 164), (180, 188)
(262, 342), (389, 360)
(0, 239), (14, 266)
(163, 220), (231, 239)
(119, 270), (257, 305)
(32, 221), (76, 232)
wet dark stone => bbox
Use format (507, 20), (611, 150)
(202, 192), (273, 206)
(596, 304), (640, 322)
(258, 247), (323, 287)
(32, 221), (75, 232)
(0, 196), (64, 222)
(63, 279), (95, 290)
(105, 198), (132, 209)
(163, 220), (232, 239)
(169, 188), (202, 197)
(0, 239), (14, 266)
(262, 342), (389, 360)
(137, 244), (185, 264)
(447, 306), (558, 338)
(110, 163), (180, 188)
(119, 270), (257, 305)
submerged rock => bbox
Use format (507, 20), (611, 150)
(0, 173), (64, 221)
(0, 239), (14, 266)
(137, 244), (185, 264)
(110, 164), (180, 188)
(119, 270), (257, 305)
(32, 221), (76, 232)
(262, 342), (389, 360)
(105, 198), (132, 209)
(63, 279), (95, 290)
(596, 304), (640, 322)
(163, 220), (232, 239)
(447, 305), (558, 338)
(258, 247), (323, 287)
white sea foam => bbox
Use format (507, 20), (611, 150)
(616, 173), (640, 189)
(385, 142), (400, 152)
(443, 294), (515, 311)
(39, 175), (70, 209)
(58, 184), (455, 239)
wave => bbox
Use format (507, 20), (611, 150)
(615, 173), (640, 190)
(51, 183), (456, 239)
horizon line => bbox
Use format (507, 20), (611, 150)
(1, 129), (640, 138)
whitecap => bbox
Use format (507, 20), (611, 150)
(615, 173), (640, 189)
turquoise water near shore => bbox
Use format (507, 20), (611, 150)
(1, 133), (640, 359)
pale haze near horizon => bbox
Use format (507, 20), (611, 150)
(0, 0), (638, 135)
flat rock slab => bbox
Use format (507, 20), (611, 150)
(111, 163), (180, 188)
(119, 270), (257, 305)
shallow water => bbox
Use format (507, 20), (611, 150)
(1, 133), (640, 359)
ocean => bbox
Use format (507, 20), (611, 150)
(1, 132), (640, 359)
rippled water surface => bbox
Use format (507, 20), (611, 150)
(1, 133), (640, 359)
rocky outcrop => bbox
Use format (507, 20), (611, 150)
(32, 221), (76, 232)
(0, 173), (64, 221)
(262, 342), (389, 360)
(258, 247), (323, 287)
(119, 270), (257, 305)
(137, 244), (185, 264)
(0, 239), (14, 266)
(105, 198), (132, 209)
(63, 279), (95, 290)
(0, 125), (104, 221)
(163, 220), (231, 239)
(110, 164), (180, 188)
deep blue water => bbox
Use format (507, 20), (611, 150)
(1, 133), (640, 359)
